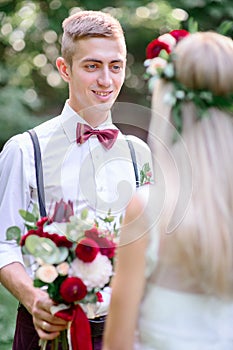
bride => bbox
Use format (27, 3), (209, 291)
(102, 30), (233, 350)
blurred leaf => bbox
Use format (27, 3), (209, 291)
(19, 209), (37, 223)
(6, 226), (21, 244)
(187, 17), (199, 33)
(80, 208), (88, 220)
(217, 20), (233, 35)
(0, 0), (232, 147)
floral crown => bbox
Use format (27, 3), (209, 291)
(144, 29), (233, 136)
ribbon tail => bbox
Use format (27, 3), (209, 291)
(70, 304), (92, 350)
(67, 321), (73, 350)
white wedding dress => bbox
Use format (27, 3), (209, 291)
(134, 189), (233, 350)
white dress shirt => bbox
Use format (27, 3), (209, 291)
(0, 101), (152, 270)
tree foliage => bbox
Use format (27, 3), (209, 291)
(0, 0), (232, 149)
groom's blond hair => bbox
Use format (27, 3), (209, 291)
(61, 10), (126, 67)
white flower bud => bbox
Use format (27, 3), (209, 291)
(56, 262), (69, 276)
(36, 264), (58, 283)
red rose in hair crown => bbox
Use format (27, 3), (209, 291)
(146, 29), (189, 59)
(144, 29), (189, 92)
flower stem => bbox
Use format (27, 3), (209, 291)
(39, 339), (47, 350)
(51, 337), (59, 350)
(61, 330), (69, 350)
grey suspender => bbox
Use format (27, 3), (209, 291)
(28, 129), (140, 217)
(27, 129), (47, 217)
(126, 139), (140, 188)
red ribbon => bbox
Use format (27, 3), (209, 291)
(55, 304), (92, 350)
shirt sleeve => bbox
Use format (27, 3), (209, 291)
(0, 137), (31, 269)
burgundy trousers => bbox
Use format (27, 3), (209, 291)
(13, 304), (104, 350)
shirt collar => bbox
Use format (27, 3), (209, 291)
(60, 100), (117, 143)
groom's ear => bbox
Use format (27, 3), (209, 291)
(56, 57), (70, 82)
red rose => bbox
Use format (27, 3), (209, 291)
(85, 229), (116, 259)
(20, 228), (44, 246)
(169, 29), (189, 42)
(60, 277), (87, 303)
(75, 238), (100, 262)
(146, 38), (172, 59)
(98, 237), (116, 259)
(36, 217), (49, 227)
(45, 232), (73, 248)
(84, 227), (100, 240)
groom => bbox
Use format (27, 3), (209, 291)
(0, 10), (153, 350)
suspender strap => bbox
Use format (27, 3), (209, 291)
(27, 129), (47, 217)
(126, 139), (140, 188)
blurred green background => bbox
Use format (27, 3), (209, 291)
(0, 0), (232, 348)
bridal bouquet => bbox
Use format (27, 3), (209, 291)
(6, 200), (120, 350)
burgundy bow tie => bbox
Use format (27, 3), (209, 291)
(76, 123), (119, 150)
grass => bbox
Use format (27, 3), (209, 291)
(0, 285), (18, 349)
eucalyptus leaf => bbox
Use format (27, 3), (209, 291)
(25, 235), (61, 264)
(24, 235), (41, 256)
(56, 247), (69, 264)
(36, 238), (61, 264)
(21, 245), (30, 255)
(6, 226), (21, 244)
(19, 209), (37, 223)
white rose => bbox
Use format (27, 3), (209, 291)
(70, 253), (113, 290)
(56, 262), (70, 276)
(36, 264), (58, 283)
(147, 57), (167, 75)
(158, 33), (176, 48)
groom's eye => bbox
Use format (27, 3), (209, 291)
(110, 62), (123, 73)
(85, 64), (98, 71)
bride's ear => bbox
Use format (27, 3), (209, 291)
(56, 57), (70, 82)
